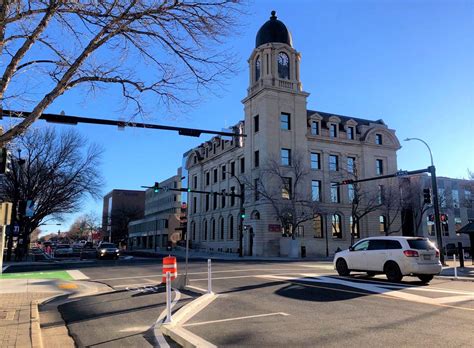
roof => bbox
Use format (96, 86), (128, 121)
(256, 11), (292, 48)
(307, 109), (385, 127)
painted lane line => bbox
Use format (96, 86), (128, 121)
(433, 295), (474, 304)
(153, 288), (181, 348)
(186, 285), (208, 293)
(113, 281), (161, 289)
(189, 271), (315, 282)
(66, 270), (89, 280)
(183, 312), (290, 328)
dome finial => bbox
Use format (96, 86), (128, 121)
(270, 10), (276, 19)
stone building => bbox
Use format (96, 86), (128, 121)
(128, 169), (182, 249)
(184, 11), (402, 257)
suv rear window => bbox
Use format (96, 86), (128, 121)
(407, 239), (435, 250)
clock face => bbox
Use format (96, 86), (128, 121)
(278, 52), (289, 79)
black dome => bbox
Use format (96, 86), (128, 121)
(255, 11), (292, 48)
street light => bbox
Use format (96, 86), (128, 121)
(404, 137), (444, 264)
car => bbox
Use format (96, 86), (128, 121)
(54, 244), (73, 257)
(333, 237), (442, 283)
(97, 243), (120, 260)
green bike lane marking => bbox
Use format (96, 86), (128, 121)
(0, 270), (73, 280)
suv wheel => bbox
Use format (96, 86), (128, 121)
(417, 275), (434, 283)
(336, 258), (350, 276)
(384, 262), (403, 282)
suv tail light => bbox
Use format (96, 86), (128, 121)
(435, 249), (440, 258)
(403, 250), (419, 257)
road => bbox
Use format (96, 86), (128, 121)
(28, 258), (474, 347)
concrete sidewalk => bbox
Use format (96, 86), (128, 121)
(0, 276), (111, 347)
(438, 258), (474, 281)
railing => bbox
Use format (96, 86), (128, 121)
(279, 79), (293, 89)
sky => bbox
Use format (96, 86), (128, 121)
(3, 0), (473, 235)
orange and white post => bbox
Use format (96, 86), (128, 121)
(162, 256), (177, 323)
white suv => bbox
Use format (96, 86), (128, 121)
(333, 237), (442, 283)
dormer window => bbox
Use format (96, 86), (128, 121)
(330, 124), (338, 138)
(347, 126), (355, 140)
(255, 55), (261, 81)
(311, 121), (320, 135)
(375, 134), (383, 145)
(278, 52), (290, 79)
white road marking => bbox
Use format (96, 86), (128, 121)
(183, 312), (290, 327)
(66, 270), (89, 280)
(186, 285), (208, 293)
(153, 288), (181, 348)
(299, 264), (335, 270)
(113, 281), (160, 289)
(119, 326), (150, 333)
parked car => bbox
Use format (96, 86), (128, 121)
(54, 244), (73, 257)
(333, 237), (442, 283)
(97, 243), (120, 260)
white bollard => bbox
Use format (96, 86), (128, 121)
(165, 271), (172, 323)
(207, 258), (212, 294)
(453, 254), (458, 279)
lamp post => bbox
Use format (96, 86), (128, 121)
(404, 137), (444, 264)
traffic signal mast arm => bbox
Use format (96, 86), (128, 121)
(337, 168), (430, 186)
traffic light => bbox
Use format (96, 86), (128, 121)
(428, 214), (435, 222)
(440, 214), (448, 224)
(0, 148), (12, 174)
(423, 188), (431, 204)
(240, 208), (246, 219)
(153, 182), (160, 193)
(340, 179), (353, 185)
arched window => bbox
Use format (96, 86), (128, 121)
(203, 219), (208, 241)
(211, 219), (216, 240)
(278, 52), (290, 79)
(332, 214), (342, 239)
(251, 210), (260, 220)
(255, 55), (261, 81)
(228, 215), (234, 240)
(350, 216), (359, 239)
(379, 215), (387, 234)
(220, 217), (225, 240)
(313, 214), (323, 238)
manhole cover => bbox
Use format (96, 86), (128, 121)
(0, 310), (16, 320)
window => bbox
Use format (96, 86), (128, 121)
(206, 172), (210, 186)
(368, 240), (387, 250)
(348, 184), (355, 203)
(347, 126), (354, 140)
(311, 180), (321, 202)
(254, 115), (259, 133)
(375, 134), (383, 145)
(193, 196), (197, 214)
(353, 240), (369, 251)
(229, 216), (234, 240)
(254, 150), (259, 168)
(282, 177), (292, 199)
(455, 217), (462, 232)
(230, 186), (236, 206)
(213, 168), (218, 183)
(280, 113), (290, 130)
(277, 52), (290, 79)
(213, 192), (217, 210)
(221, 165), (226, 180)
(240, 157), (245, 173)
(452, 189), (459, 208)
(349, 216), (359, 239)
(332, 214), (342, 238)
(281, 148), (291, 166)
(378, 185), (385, 204)
(313, 214), (323, 238)
(203, 220), (208, 240)
(330, 124), (337, 138)
(220, 218), (225, 240)
(331, 183), (340, 203)
(376, 159), (383, 175)
(193, 176), (198, 189)
(311, 121), (319, 135)
(347, 157), (355, 174)
(211, 219), (216, 240)
(255, 56), (261, 81)
(311, 152), (320, 169)
(439, 188), (446, 207)
(221, 190), (226, 208)
(230, 162), (235, 176)
(254, 179), (260, 201)
(205, 194), (210, 211)
(385, 240), (402, 249)
(213, 143), (216, 154)
(329, 155), (339, 171)
(379, 216), (387, 234)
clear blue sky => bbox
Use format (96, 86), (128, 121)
(7, 0), (474, 235)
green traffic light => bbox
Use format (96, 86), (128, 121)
(241, 214), (246, 219)
(187, 188), (191, 192)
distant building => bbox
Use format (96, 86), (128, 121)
(183, 12), (401, 257)
(128, 169), (182, 249)
(102, 189), (145, 244)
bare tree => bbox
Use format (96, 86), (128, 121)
(108, 206), (144, 243)
(0, 127), (103, 257)
(379, 179), (403, 236)
(67, 212), (101, 241)
(246, 153), (321, 240)
(0, 1), (243, 144)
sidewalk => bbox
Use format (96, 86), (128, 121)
(0, 275), (111, 347)
(438, 258), (474, 281)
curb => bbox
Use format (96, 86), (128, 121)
(435, 275), (474, 282)
(30, 301), (43, 348)
(161, 292), (218, 348)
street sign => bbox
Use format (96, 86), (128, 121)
(396, 170), (409, 176)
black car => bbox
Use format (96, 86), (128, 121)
(97, 243), (120, 259)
